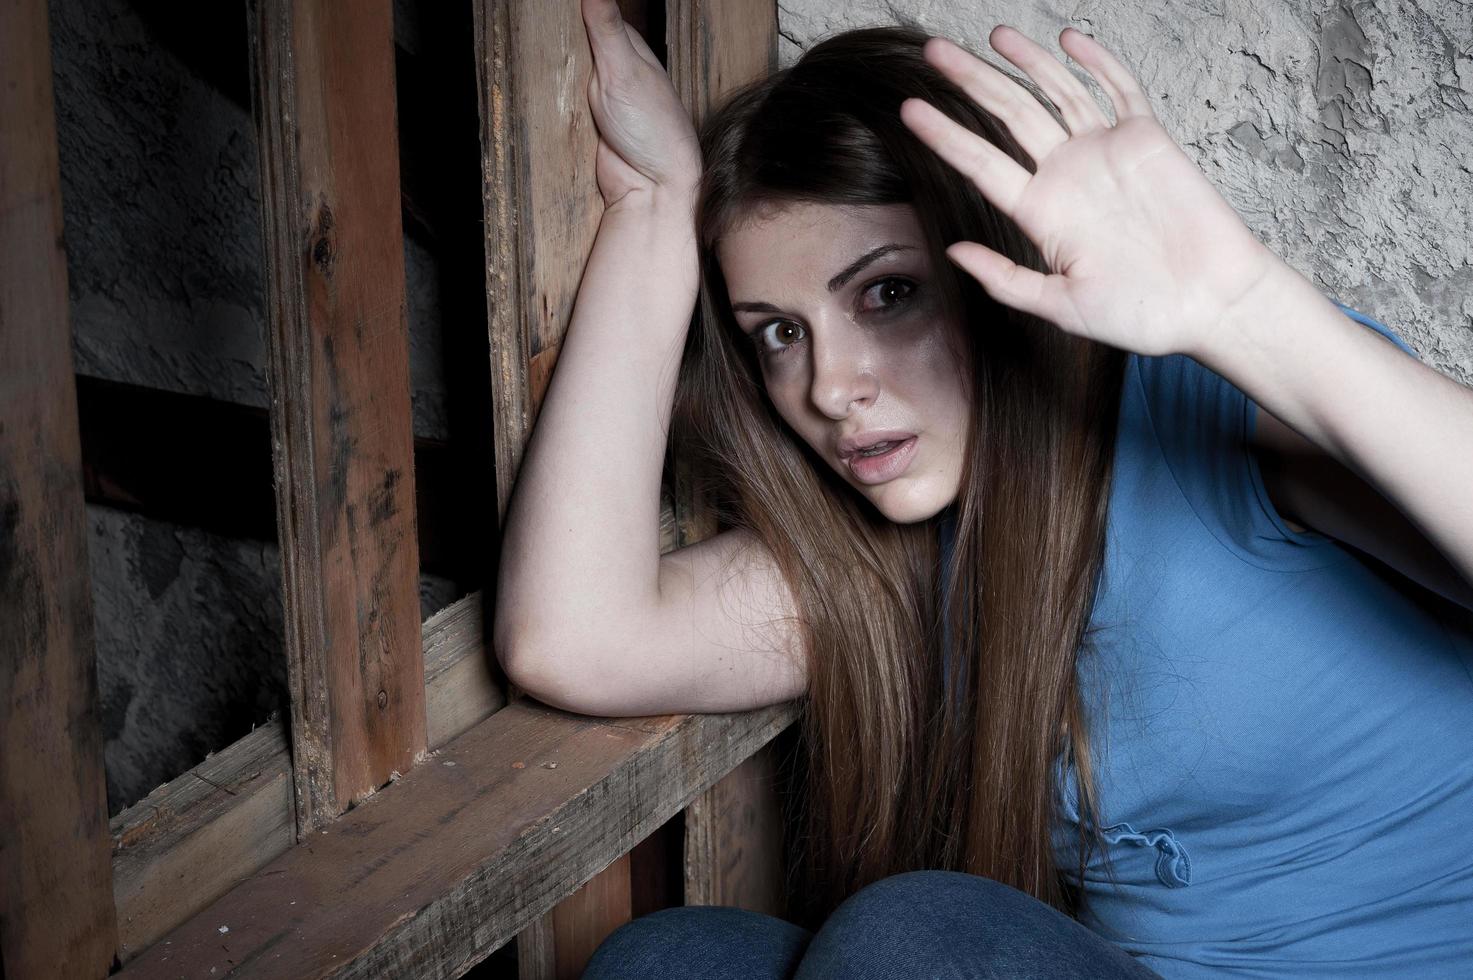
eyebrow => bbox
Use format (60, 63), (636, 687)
(729, 243), (918, 315)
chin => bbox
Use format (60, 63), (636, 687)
(865, 483), (949, 525)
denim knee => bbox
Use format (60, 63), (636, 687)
(582, 905), (811, 980)
(791, 870), (1158, 980)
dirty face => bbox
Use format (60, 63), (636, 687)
(717, 201), (971, 524)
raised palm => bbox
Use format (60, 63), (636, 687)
(900, 27), (1283, 358)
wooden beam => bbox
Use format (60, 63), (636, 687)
(421, 590), (504, 749)
(666, 0), (778, 123)
(664, 0), (777, 553)
(474, 0), (603, 528)
(111, 721), (294, 962)
(248, 0), (428, 834)
(683, 739), (789, 915)
(0, 0), (119, 974)
(115, 699), (800, 979)
(474, 2), (692, 972)
(539, 853), (632, 980)
(663, 0), (790, 917)
(473, 0), (605, 967)
(514, 915), (556, 978)
(110, 590), (507, 962)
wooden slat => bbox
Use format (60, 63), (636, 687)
(422, 592), (503, 748)
(111, 722), (294, 961)
(471, 2), (626, 971)
(514, 916), (556, 978)
(248, 0), (428, 834)
(666, 0), (777, 127)
(542, 852), (631, 980)
(109, 590), (506, 962)
(0, 0), (119, 974)
(683, 740), (788, 914)
(474, 0), (603, 527)
(664, 0), (777, 550)
(115, 699), (800, 979)
(664, 0), (789, 916)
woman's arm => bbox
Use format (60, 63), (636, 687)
(497, 0), (811, 715)
(1206, 266), (1473, 599)
(493, 191), (698, 675)
(1253, 393), (1473, 612)
(897, 25), (1473, 597)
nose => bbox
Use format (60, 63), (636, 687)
(809, 316), (880, 420)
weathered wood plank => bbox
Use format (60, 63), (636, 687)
(423, 592), (503, 748)
(684, 739), (788, 915)
(515, 916), (555, 979)
(109, 590), (506, 962)
(664, 0), (778, 551)
(474, 1), (618, 966)
(111, 722), (294, 962)
(542, 852), (631, 980)
(664, 0), (789, 917)
(0, 0), (119, 974)
(248, 0), (428, 833)
(115, 700), (800, 979)
(474, 0), (604, 527)
(666, 0), (777, 121)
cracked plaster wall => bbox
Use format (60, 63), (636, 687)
(778, 0), (1473, 382)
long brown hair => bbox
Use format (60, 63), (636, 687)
(671, 23), (1128, 926)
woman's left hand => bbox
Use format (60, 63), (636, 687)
(900, 26), (1288, 358)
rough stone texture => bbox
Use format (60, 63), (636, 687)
(50, 0), (452, 438)
(49, 0), (269, 410)
(49, 0), (462, 814)
(86, 503), (287, 815)
(778, 0), (1473, 383)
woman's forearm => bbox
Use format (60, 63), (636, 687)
(493, 188), (701, 671)
(1197, 262), (1473, 591)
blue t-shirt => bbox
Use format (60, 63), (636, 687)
(939, 303), (1473, 976)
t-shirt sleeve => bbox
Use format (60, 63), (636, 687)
(1132, 299), (1417, 570)
(1330, 301), (1420, 359)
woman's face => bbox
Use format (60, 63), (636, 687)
(718, 201), (971, 524)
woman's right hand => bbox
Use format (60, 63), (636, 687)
(581, 0), (702, 207)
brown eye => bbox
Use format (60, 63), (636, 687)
(861, 276), (917, 313)
(752, 320), (805, 357)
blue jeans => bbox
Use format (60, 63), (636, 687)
(582, 869), (1163, 978)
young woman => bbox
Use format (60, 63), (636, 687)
(495, 0), (1473, 975)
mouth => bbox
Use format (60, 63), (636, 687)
(843, 435), (919, 485)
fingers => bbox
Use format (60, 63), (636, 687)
(900, 98), (1032, 218)
(946, 241), (1077, 333)
(582, 0), (643, 75)
(987, 26), (1111, 134)
(920, 37), (1067, 166)
(1058, 28), (1155, 120)
(624, 22), (662, 70)
(581, 0), (626, 47)
(584, 0), (668, 92)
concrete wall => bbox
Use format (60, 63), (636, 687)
(777, 0), (1473, 382)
